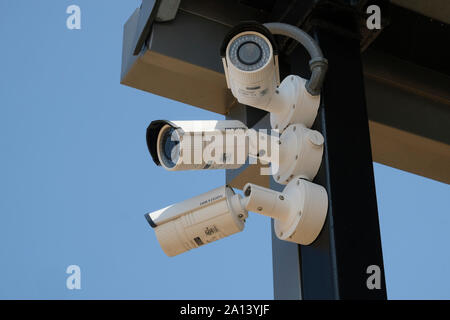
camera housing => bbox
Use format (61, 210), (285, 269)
(147, 120), (248, 171)
(145, 186), (247, 257)
(145, 177), (328, 256)
(221, 23), (280, 109)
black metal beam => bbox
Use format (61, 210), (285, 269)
(296, 12), (387, 299)
(370, 4), (450, 77)
(133, 0), (160, 55)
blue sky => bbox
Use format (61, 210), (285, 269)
(0, 1), (448, 299)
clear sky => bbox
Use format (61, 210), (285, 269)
(0, 1), (448, 299)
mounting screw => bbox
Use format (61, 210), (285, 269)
(279, 195), (284, 200)
(257, 206), (263, 211)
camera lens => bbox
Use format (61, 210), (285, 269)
(160, 127), (180, 168)
(237, 42), (262, 65)
(228, 33), (271, 72)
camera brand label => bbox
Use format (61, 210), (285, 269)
(199, 194), (224, 206)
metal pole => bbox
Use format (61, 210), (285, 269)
(270, 7), (387, 299)
(299, 22), (386, 300)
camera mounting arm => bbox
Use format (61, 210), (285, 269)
(242, 178), (328, 245)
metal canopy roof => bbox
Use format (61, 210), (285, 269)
(121, 0), (450, 184)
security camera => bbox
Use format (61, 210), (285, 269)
(147, 120), (323, 183)
(221, 22), (328, 132)
(145, 177), (328, 256)
(146, 120), (248, 171)
(243, 178), (328, 245)
(220, 22), (280, 110)
(144, 186), (248, 257)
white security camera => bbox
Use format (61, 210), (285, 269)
(146, 120), (248, 171)
(145, 186), (248, 257)
(147, 120), (323, 183)
(220, 23), (280, 109)
(221, 22), (328, 132)
(145, 177), (328, 256)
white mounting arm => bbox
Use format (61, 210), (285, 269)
(247, 123), (325, 183)
(242, 177), (328, 245)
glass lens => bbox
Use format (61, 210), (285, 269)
(161, 127), (180, 168)
(237, 41), (262, 65)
